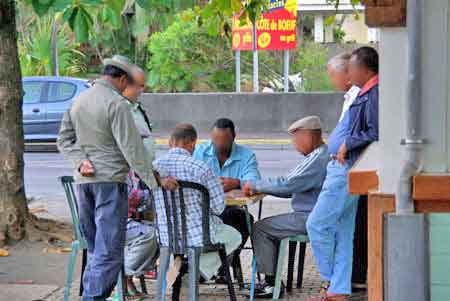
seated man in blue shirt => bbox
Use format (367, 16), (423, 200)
(152, 124), (242, 284)
(194, 118), (261, 280)
(242, 116), (329, 298)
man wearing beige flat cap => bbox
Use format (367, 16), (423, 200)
(242, 115), (329, 298)
(57, 55), (176, 301)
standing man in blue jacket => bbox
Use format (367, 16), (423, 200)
(306, 46), (379, 301)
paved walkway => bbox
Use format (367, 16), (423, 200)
(2, 198), (367, 301)
(42, 245), (367, 301)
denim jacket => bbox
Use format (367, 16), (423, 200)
(345, 77), (379, 166)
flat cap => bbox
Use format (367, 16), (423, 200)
(288, 115), (322, 133)
(103, 55), (135, 77)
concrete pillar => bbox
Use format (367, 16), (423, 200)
(314, 14), (324, 43)
(384, 213), (430, 301)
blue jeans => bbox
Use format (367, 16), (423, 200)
(76, 182), (128, 301)
(306, 160), (359, 294)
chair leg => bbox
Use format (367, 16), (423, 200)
(79, 249), (87, 297)
(156, 247), (171, 301)
(297, 242), (307, 289)
(187, 248), (201, 301)
(287, 241), (297, 292)
(219, 247), (237, 301)
(116, 267), (125, 301)
(232, 254), (244, 289)
(64, 242), (79, 301)
(139, 274), (148, 295)
(172, 271), (182, 301)
(250, 256), (257, 301)
(172, 256), (187, 301)
(273, 239), (288, 300)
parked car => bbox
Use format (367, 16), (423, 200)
(23, 76), (91, 141)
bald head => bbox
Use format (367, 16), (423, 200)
(123, 67), (146, 101)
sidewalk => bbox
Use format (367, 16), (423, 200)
(42, 246), (367, 301)
(2, 198), (367, 301)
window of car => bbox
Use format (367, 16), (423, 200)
(46, 82), (77, 102)
(23, 81), (45, 104)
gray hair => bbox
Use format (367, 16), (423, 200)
(327, 53), (351, 73)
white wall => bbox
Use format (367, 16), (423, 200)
(377, 0), (450, 194)
(378, 28), (408, 193)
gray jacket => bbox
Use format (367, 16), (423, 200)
(57, 79), (157, 189)
(249, 144), (329, 213)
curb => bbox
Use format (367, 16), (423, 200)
(154, 138), (291, 145)
(24, 139), (294, 153)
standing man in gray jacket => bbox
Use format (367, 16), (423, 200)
(243, 116), (329, 299)
(57, 55), (176, 301)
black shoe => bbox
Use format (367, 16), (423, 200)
(214, 275), (229, 285)
(250, 281), (285, 299)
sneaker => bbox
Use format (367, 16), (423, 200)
(319, 280), (331, 294)
(251, 281), (285, 299)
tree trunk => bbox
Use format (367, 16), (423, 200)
(0, 0), (28, 246)
(50, 16), (60, 76)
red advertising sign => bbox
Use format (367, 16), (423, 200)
(232, 0), (297, 51)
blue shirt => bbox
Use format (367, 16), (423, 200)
(327, 110), (351, 156)
(248, 145), (329, 213)
(153, 148), (225, 247)
(193, 141), (261, 183)
(328, 85), (360, 156)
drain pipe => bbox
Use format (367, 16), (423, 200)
(385, 1), (430, 300)
(396, 0), (425, 214)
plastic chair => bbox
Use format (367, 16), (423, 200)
(155, 181), (237, 301)
(286, 238), (308, 292)
(249, 234), (309, 301)
(59, 176), (127, 301)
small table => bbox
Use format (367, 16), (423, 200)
(226, 190), (265, 220)
(225, 190), (265, 287)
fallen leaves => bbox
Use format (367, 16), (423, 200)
(0, 248), (9, 257)
(29, 207), (48, 214)
(42, 247), (72, 254)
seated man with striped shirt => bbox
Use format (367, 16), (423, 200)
(243, 116), (329, 298)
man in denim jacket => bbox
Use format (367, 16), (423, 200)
(306, 47), (379, 301)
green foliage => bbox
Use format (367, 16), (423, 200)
(294, 41), (333, 92)
(18, 16), (87, 76)
(333, 27), (346, 43)
(147, 10), (234, 92)
(19, 0), (194, 71)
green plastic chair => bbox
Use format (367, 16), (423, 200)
(249, 234), (309, 301)
(60, 176), (125, 301)
(273, 235), (309, 300)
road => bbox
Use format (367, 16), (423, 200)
(24, 145), (300, 220)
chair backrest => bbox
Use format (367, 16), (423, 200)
(59, 176), (84, 243)
(159, 180), (212, 254)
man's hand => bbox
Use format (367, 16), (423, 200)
(79, 160), (95, 177)
(219, 177), (240, 193)
(337, 143), (347, 165)
(242, 182), (254, 196)
(160, 176), (179, 191)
